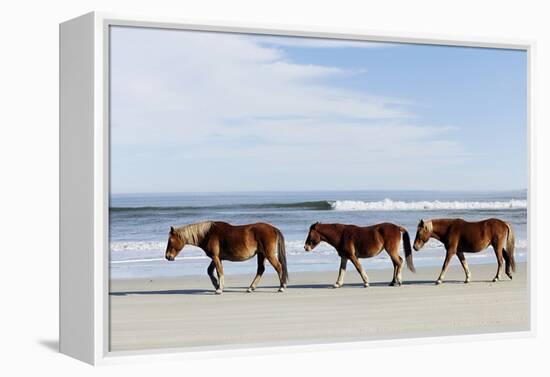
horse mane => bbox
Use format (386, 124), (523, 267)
(174, 221), (214, 245)
(425, 219), (433, 233)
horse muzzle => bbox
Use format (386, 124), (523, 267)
(304, 245), (312, 252)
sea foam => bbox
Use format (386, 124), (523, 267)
(330, 198), (527, 211)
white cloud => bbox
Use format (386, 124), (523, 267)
(110, 27), (465, 191)
(111, 28), (411, 142)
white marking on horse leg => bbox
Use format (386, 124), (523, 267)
(335, 258), (347, 288)
(437, 251), (453, 285)
(463, 264), (471, 283)
(218, 275), (225, 292)
(249, 274), (262, 292)
(335, 273), (345, 287)
(437, 271), (446, 284)
(361, 270), (369, 287)
(495, 261), (502, 281)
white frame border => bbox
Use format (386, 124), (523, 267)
(61, 11), (536, 365)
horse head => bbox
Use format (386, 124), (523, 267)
(304, 222), (321, 252)
(165, 226), (185, 261)
(413, 219), (432, 251)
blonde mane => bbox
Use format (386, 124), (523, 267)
(425, 220), (433, 233)
(175, 221), (214, 245)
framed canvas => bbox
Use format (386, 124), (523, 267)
(59, 12), (534, 365)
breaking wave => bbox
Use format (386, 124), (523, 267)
(330, 199), (527, 211)
(111, 198), (526, 214)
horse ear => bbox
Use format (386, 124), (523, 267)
(419, 219), (424, 226)
(170, 226), (175, 234)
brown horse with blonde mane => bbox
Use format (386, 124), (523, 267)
(304, 222), (415, 287)
(413, 218), (515, 285)
(165, 221), (288, 294)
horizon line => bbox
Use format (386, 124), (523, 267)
(110, 188), (528, 196)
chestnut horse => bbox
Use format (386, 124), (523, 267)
(165, 221), (288, 294)
(413, 218), (515, 284)
(304, 222), (415, 287)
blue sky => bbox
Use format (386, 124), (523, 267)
(110, 27), (527, 193)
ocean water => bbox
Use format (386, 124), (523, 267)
(109, 190), (527, 280)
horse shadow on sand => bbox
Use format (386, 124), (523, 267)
(110, 288), (216, 296)
(109, 278), (496, 296)
(255, 279), (492, 289)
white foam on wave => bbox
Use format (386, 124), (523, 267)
(110, 240), (165, 252)
(110, 256), (208, 264)
(330, 198), (527, 211)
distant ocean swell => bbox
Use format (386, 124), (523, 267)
(111, 198), (527, 213)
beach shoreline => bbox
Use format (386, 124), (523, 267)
(110, 262), (529, 352)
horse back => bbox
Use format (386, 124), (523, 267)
(343, 223), (399, 256)
(208, 221), (277, 258)
(447, 218), (508, 252)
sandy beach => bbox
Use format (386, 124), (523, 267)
(109, 262), (529, 352)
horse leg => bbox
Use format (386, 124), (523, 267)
(436, 247), (456, 285)
(212, 256), (224, 294)
(349, 255), (369, 287)
(265, 254), (286, 292)
(207, 261), (219, 289)
(492, 239), (505, 282)
(334, 257), (348, 288)
(247, 254), (266, 293)
(388, 251), (403, 286)
(456, 251), (471, 283)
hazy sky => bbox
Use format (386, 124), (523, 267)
(110, 26), (527, 193)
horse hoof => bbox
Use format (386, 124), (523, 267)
(364, 283), (369, 288)
(507, 274), (513, 280)
(389, 282), (396, 287)
(278, 287), (285, 293)
(492, 277), (500, 283)
(333, 283), (341, 288)
(435, 280), (442, 285)
(464, 280), (470, 284)
(215, 289), (223, 295)
(246, 288), (253, 293)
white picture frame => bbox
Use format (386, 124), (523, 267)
(59, 11), (535, 365)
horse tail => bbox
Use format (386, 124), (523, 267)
(276, 228), (289, 285)
(505, 222), (516, 273)
(399, 226), (415, 273)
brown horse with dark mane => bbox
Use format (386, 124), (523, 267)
(413, 218), (515, 285)
(165, 221), (288, 294)
(304, 222), (415, 287)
